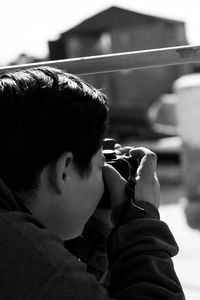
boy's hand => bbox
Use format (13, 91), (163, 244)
(103, 163), (128, 209)
(102, 146), (160, 209)
(130, 147), (160, 208)
(93, 147), (160, 227)
(93, 164), (127, 228)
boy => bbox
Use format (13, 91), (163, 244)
(0, 67), (185, 299)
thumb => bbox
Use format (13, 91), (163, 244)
(137, 153), (157, 181)
(129, 147), (157, 179)
(130, 148), (160, 208)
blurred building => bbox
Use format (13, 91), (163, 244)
(9, 53), (47, 66)
(49, 6), (191, 140)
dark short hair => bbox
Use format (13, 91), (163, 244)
(0, 67), (108, 193)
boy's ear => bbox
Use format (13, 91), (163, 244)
(48, 152), (74, 194)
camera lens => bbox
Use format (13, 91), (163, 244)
(103, 138), (116, 150)
(103, 149), (117, 160)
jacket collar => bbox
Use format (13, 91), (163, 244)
(0, 177), (30, 214)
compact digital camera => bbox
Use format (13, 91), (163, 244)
(98, 138), (139, 208)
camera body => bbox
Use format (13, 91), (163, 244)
(103, 149), (137, 181)
(98, 139), (138, 208)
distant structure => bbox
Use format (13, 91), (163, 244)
(49, 6), (191, 139)
(9, 53), (47, 66)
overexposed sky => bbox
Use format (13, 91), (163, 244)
(1, 0), (200, 65)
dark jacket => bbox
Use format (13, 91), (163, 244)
(0, 178), (185, 299)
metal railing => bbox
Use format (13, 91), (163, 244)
(0, 44), (200, 75)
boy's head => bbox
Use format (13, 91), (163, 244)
(0, 66), (108, 193)
(0, 67), (108, 239)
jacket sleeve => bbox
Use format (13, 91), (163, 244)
(106, 199), (186, 300)
(43, 200), (185, 300)
(64, 199), (185, 300)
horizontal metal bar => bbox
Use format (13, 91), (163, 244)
(0, 45), (200, 75)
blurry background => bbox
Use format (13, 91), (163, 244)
(1, 0), (200, 141)
(1, 1), (200, 299)
(1, 0), (200, 66)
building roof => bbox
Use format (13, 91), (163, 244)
(61, 6), (184, 37)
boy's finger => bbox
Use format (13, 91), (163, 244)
(115, 146), (132, 155)
(137, 154), (157, 180)
(129, 147), (155, 160)
(130, 147), (157, 178)
(114, 143), (121, 149)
